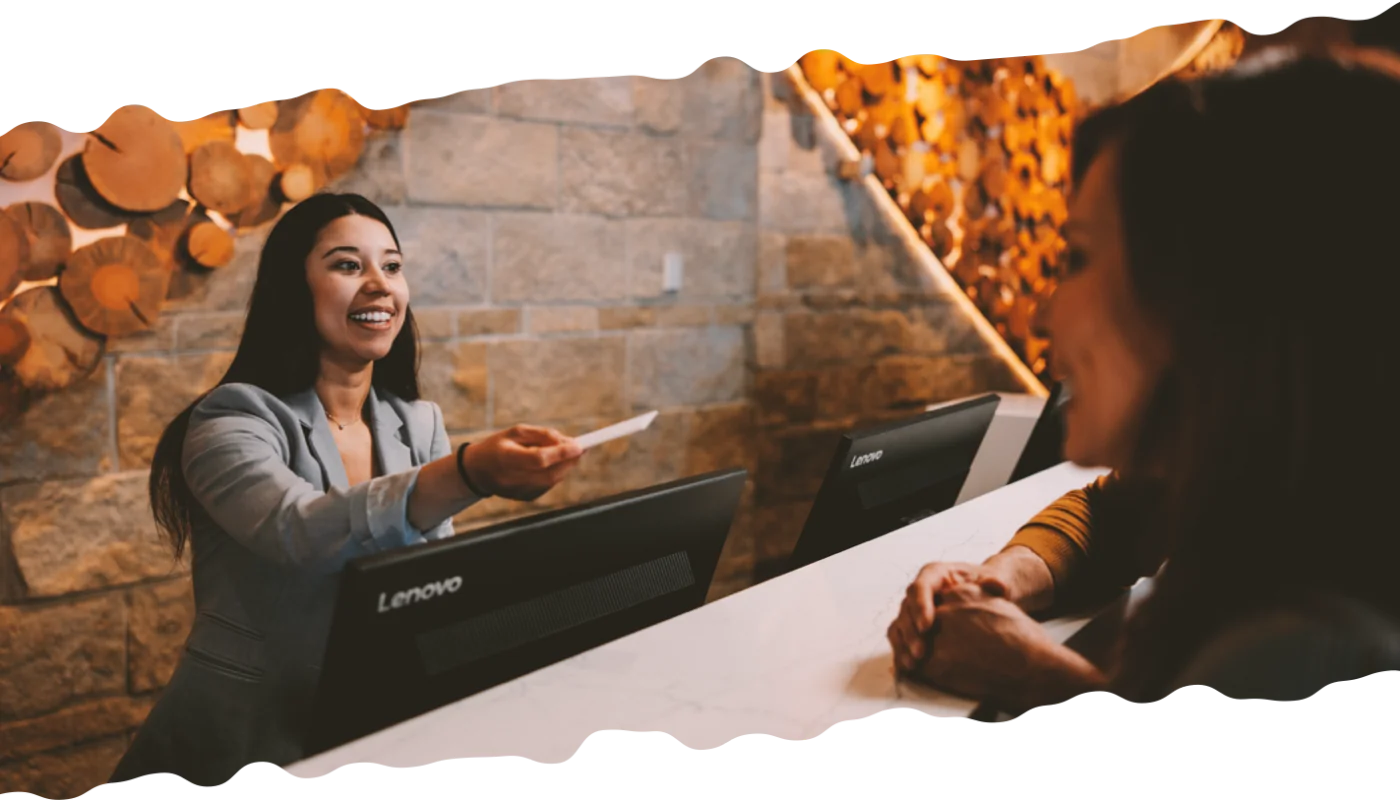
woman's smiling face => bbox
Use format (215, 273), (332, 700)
(304, 213), (409, 366)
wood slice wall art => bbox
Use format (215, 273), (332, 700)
(0, 89), (411, 418)
(799, 44), (1244, 384)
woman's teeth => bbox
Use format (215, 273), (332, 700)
(349, 311), (393, 323)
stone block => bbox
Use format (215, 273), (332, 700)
(558, 128), (689, 217)
(3, 472), (182, 598)
(405, 111), (557, 208)
(492, 213), (627, 303)
(410, 307), (455, 341)
(626, 218), (756, 300)
(598, 306), (655, 330)
(685, 140), (757, 221)
(654, 305), (711, 328)
(115, 352), (236, 470)
(680, 57), (763, 143)
(0, 695), (155, 762)
(785, 235), (859, 289)
(526, 306), (598, 334)
(0, 595), (126, 721)
(629, 327), (745, 408)
(0, 368), (112, 484)
(127, 578), (195, 694)
(327, 129), (406, 205)
(496, 77), (633, 127)
(632, 77), (684, 134)
(457, 307), (521, 337)
(489, 337), (627, 424)
(174, 312), (243, 351)
(0, 735), (130, 799)
(384, 206), (489, 305)
(417, 341), (488, 431)
(411, 88), (493, 115)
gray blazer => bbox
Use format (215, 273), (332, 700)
(112, 382), (467, 787)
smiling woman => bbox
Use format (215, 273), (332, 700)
(108, 193), (587, 787)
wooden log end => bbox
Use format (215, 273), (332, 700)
(0, 121), (64, 182)
(0, 211), (29, 297)
(5, 286), (104, 391)
(186, 221), (235, 269)
(59, 236), (168, 338)
(278, 164), (318, 203)
(189, 140), (254, 216)
(173, 111), (238, 156)
(84, 106), (188, 213)
(237, 102), (280, 130)
(0, 313), (32, 366)
(4, 202), (72, 282)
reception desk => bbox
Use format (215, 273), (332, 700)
(287, 460), (1110, 776)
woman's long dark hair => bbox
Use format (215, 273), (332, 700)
(1067, 51), (1400, 700)
(150, 193), (421, 560)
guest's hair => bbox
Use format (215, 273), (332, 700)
(148, 193), (421, 559)
(1068, 52), (1400, 700)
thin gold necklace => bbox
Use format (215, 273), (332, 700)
(325, 408), (363, 431)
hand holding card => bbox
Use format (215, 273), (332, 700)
(573, 411), (659, 450)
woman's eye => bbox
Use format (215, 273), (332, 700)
(334, 259), (361, 272)
(383, 261), (403, 274)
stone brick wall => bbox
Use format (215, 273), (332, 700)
(0, 60), (1027, 797)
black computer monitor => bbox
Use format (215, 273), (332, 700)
(1007, 382), (1068, 484)
(785, 394), (1001, 572)
(302, 468), (747, 756)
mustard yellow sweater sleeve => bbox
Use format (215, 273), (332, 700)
(1002, 472), (1161, 610)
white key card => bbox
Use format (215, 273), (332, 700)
(572, 411), (659, 451)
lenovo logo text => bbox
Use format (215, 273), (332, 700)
(850, 450), (884, 468)
(377, 575), (463, 613)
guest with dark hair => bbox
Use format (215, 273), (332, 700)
(887, 51), (1400, 711)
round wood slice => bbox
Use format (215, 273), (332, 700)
(0, 313), (31, 365)
(4, 202), (72, 282)
(0, 211), (28, 297)
(127, 199), (194, 264)
(962, 180), (987, 220)
(925, 179), (955, 219)
(278, 163), (318, 203)
(55, 155), (135, 229)
(186, 221), (235, 268)
(834, 76), (864, 118)
(852, 119), (881, 158)
(853, 62), (897, 97)
(238, 102), (280, 130)
(866, 96), (905, 132)
(889, 108), (919, 149)
(0, 122), (63, 182)
(83, 106), (188, 212)
(189, 140), (254, 216)
(268, 90), (367, 186)
(173, 111), (237, 155)
(1003, 119), (1037, 152)
(873, 140), (901, 188)
(1040, 142), (1068, 185)
(915, 78), (947, 119)
(800, 51), (844, 94)
(927, 220), (954, 260)
(900, 148), (926, 194)
(230, 154), (281, 228)
(920, 113), (946, 147)
(1009, 152), (1040, 191)
(360, 104), (409, 130)
(4, 286), (104, 391)
(907, 187), (931, 227)
(956, 139), (981, 182)
(60, 235), (168, 337)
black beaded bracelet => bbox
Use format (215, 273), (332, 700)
(455, 442), (494, 499)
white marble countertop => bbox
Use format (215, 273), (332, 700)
(287, 461), (1109, 776)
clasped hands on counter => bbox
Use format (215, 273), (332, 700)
(886, 545), (1107, 713)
